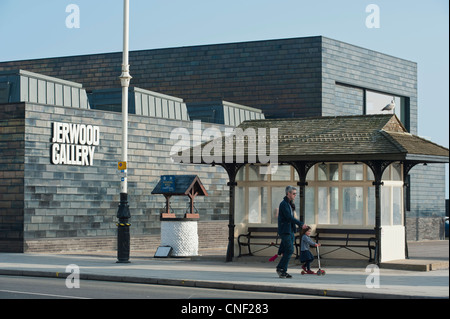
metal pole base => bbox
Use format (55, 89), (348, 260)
(117, 222), (130, 263)
(226, 224), (235, 262)
(117, 193), (131, 263)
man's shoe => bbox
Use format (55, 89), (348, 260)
(279, 272), (292, 279)
(276, 268), (283, 276)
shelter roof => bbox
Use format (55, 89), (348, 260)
(188, 114), (449, 164)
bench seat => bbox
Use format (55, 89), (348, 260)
(237, 227), (300, 257)
(314, 228), (377, 262)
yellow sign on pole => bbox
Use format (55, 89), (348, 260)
(118, 161), (127, 170)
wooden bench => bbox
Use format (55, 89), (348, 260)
(314, 228), (377, 262)
(238, 227), (300, 257)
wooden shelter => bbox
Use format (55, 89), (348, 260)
(178, 114), (449, 263)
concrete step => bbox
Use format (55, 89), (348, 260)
(381, 259), (449, 271)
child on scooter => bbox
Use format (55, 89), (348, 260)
(300, 226), (320, 274)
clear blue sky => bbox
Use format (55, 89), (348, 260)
(1, 0), (448, 196)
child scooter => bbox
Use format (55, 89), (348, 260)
(316, 245), (326, 276)
(301, 245), (326, 276)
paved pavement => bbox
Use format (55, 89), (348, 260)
(0, 240), (448, 299)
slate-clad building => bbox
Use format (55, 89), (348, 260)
(0, 36), (447, 254)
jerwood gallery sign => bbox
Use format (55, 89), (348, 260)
(51, 122), (100, 166)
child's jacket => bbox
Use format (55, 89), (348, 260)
(300, 234), (316, 251)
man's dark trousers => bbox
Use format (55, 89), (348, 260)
(277, 195), (303, 275)
(276, 233), (294, 272)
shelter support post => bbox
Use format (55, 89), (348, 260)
(291, 162), (316, 223)
(226, 180), (237, 262)
(220, 163), (244, 262)
(363, 160), (393, 265)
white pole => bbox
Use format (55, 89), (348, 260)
(117, 0), (132, 263)
(119, 0), (132, 194)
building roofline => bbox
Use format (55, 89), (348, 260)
(0, 36), (324, 64)
(1, 35), (416, 66)
(320, 36), (417, 65)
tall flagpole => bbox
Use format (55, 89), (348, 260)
(117, 0), (132, 263)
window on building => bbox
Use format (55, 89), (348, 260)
(343, 187), (364, 225)
(318, 163), (339, 181)
(0, 81), (11, 103)
(271, 165), (292, 181)
(392, 187), (402, 225)
(335, 82), (410, 132)
(271, 186), (285, 224)
(318, 187), (339, 224)
(235, 186), (246, 224)
(381, 186), (391, 226)
(342, 164), (364, 181)
(365, 90), (410, 131)
(234, 163), (404, 227)
(305, 187), (315, 225)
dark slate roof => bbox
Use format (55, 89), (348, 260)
(151, 175), (208, 196)
(190, 114), (449, 163)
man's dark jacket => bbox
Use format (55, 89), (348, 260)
(278, 196), (303, 235)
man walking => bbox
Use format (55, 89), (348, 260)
(276, 186), (307, 278)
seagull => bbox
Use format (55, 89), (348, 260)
(382, 98), (396, 112)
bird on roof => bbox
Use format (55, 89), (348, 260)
(382, 98), (396, 112)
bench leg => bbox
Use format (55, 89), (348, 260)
(238, 244), (253, 257)
(238, 234), (251, 257)
(237, 242), (253, 257)
(247, 239), (253, 256)
(368, 238), (377, 263)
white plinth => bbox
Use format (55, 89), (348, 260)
(160, 220), (198, 257)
